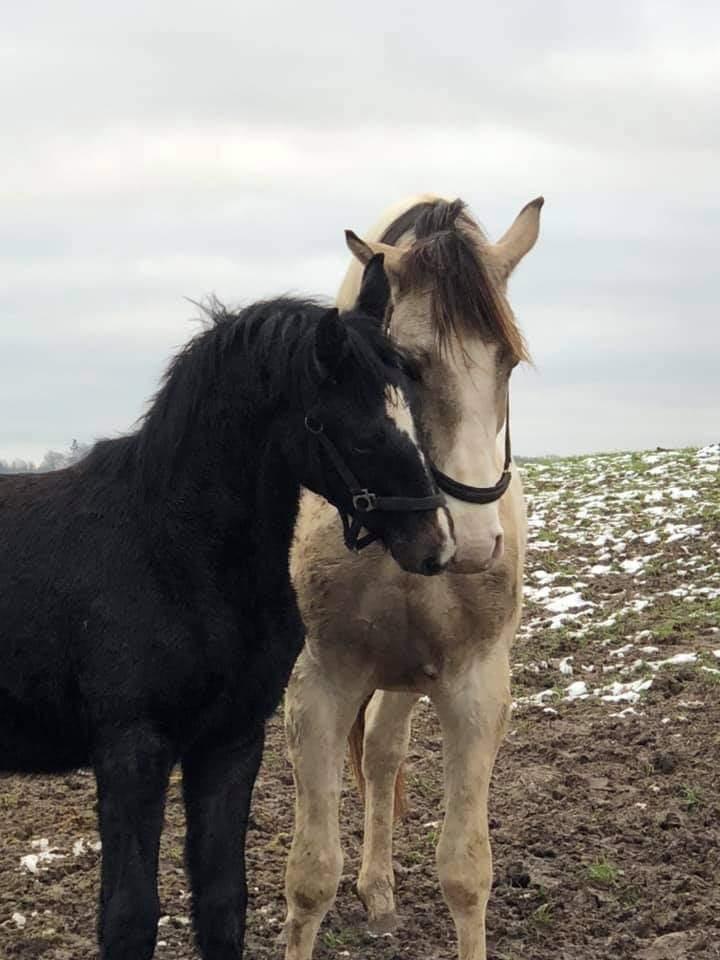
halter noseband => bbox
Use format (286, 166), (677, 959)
(428, 394), (513, 505)
(304, 414), (445, 552)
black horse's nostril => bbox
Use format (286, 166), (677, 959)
(421, 555), (444, 576)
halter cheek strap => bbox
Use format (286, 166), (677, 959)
(304, 415), (445, 552)
(429, 394), (513, 505)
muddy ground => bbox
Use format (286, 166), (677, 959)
(2, 446), (719, 959)
(2, 666), (719, 960)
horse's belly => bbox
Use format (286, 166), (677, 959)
(0, 687), (90, 772)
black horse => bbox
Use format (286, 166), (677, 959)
(0, 256), (454, 960)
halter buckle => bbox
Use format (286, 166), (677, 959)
(352, 489), (377, 513)
(304, 415), (324, 435)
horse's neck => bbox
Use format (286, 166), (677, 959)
(136, 378), (300, 556)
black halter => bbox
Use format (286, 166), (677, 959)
(428, 394), (513, 505)
(304, 414), (444, 552)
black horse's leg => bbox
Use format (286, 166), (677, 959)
(93, 726), (174, 960)
(182, 724), (265, 960)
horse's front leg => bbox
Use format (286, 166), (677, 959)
(283, 647), (370, 960)
(182, 724), (264, 960)
(93, 725), (174, 960)
(432, 644), (512, 960)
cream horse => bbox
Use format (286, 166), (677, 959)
(283, 194), (543, 960)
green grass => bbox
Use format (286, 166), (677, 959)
(680, 785), (702, 810)
(532, 902), (554, 926)
(321, 928), (362, 948)
(586, 858), (620, 886)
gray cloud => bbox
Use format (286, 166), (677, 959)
(1, 1), (718, 461)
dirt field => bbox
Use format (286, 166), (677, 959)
(2, 445), (719, 960)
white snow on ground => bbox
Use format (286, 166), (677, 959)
(20, 839), (64, 874)
(72, 838), (102, 856)
(515, 443), (720, 715)
(647, 653), (697, 670)
(19, 836), (101, 876)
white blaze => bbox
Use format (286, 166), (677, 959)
(441, 341), (506, 572)
(386, 385), (455, 561)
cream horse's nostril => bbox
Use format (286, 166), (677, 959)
(491, 532), (504, 563)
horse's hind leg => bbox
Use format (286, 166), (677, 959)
(432, 644), (511, 960)
(93, 725), (174, 960)
(357, 689), (419, 934)
(283, 648), (369, 960)
(182, 724), (264, 960)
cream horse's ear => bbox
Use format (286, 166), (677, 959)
(345, 230), (405, 276)
(486, 197), (544, 281)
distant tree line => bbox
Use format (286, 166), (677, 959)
(1, 443), (548, 476)
(0, 440), (91, 474)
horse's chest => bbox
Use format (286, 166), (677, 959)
(308, 559), (516, 689)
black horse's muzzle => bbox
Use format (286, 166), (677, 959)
(304, 414), (445, 553)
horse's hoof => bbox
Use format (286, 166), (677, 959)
(367, 912), (399, 937)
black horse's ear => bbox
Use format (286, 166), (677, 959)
(314, 307), (348, 374)
(355, 253), (390, 324)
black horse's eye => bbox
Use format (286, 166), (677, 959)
(399, 355), (424, 383)
(352, 431), (385, 455)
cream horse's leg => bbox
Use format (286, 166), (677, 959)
(283, 647), (369, 960)
(432, 643), (512, 960)
(357, 689), (419, 934)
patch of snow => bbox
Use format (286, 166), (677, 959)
(72, 838), (100, 857)
(590, 564), (611, 575)
(665, 523), (702, 543)
(529, 540), (555, 551)
(649, 652), (697, 670)
(668, 487), (694, 500)
(528, 689), (555, 705)
(532, 569), (560, 584)
(600, 677), (653, 703)
(545, 592), (592, 614)
(559, 656), (573, 675)
(609, 706), (643, 718)
(20, 839), (64, 874)
(12, 913), (27, 929)
(697, 443), (719, 458)
(621, 558), (645, 574)
(565, 680), (589, 700)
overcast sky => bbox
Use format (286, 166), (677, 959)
(2, 0), (718, 461)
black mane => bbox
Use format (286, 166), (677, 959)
(80, 297), (405, 494)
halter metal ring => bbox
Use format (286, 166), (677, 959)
(304, 415), (324, 435)
(352, 490), (377, 513)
